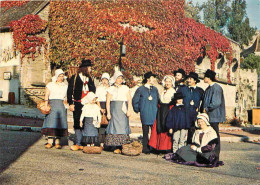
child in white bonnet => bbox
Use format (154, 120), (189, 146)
(80, 92), (101, 146)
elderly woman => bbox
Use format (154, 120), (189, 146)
(96, 72), (110, 147)
(42, 69), (68, 149)
(104, 71), (132, 154)
(165, 113), (223, 167)
(149, 75), (176, 153)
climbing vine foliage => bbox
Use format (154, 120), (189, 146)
(4, 0), (233, 84)
(1, 0), (29, 12)
(9, 14), (47, 60)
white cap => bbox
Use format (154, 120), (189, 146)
(195, 113), (210, 128)
(162, 75), (175, 87)
(110, 71), (124, 85)
(81, 92), (97, 105)
(101, 73), (110, 80)
(52, 69), (67, 82)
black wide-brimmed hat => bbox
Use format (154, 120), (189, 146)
(204, 69), (216, 81)
(79, 59), (93, 68)
(142, 71), (157, 84)
(187, 72), (200, 83)
(173, 68), (186, 78)
(172, 92), (184, 101)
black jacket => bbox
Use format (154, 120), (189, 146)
(67, 74), (96, 105)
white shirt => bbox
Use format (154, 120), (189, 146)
(80, 104), (101, 128)
(96, 85), (109, 102)
(46, 82), (68, 100)
(160, 88), (175, 103)
(108, 85), (130, 101)
(79, 73), (89, 93)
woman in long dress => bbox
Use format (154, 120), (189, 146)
(42, 69), (68, 149)
(149, 75), (175, 153)
(104, 71), (132, 154)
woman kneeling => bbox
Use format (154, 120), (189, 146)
(165, 113), (223, 167)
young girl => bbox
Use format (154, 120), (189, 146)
(80, 92), (101, 146)
(96, 73), (110, 147)
(166, 92), (190, 153)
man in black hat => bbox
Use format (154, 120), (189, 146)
(132, 71), (159, 154)
(186, 72), (204, 144)
(173, 68), (190, 129)
(200, 69), (225, 159)
(173, 68), (186, 92)
(67, 59), (96, 151)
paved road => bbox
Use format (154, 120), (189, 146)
(0, 130), (259, 185)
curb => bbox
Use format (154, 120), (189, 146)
(1, 124), (260, 143)
(0, 124), (41, 132)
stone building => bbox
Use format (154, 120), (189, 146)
(240, 31), (260, 107)
(0, 1), (51, 105)
(194, 38), (258, 122)
(0, 1), (257, 123)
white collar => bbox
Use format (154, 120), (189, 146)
(189, 85), (197, 89)
(209, 82), (216, 87)
(176, 103), (184, 106)
(79, 73), (89, 82)
(144, 84), (152, 89)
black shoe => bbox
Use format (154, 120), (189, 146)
(142, 150), (150, 154)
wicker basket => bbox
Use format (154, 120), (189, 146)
(37, 101), (51, 115)
(82, 146), (103, 154)
(122, 141), (143, 156)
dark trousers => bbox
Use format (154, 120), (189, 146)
(187, 127), (196, 145)
(210, 122), (220, 159)
(73, 102), (83, 145)
(142, 124), (152, 153)
(73, 102), (83, 129)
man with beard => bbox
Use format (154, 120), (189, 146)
(67, 59), (96, 151)
(173, 68), (190, 146)
(186, 72), (204, 144)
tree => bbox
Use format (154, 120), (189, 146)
(185, 1), (201, 22)
(241, 54), (260, 74)
(227, 0), (256, 46)
(200, 0), (231, 33)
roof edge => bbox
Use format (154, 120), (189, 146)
(0, 1), (50, 31)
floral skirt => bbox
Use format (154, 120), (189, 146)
(104, 134), (130, 147)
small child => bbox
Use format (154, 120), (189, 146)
(80, 92), (101, 146)
(166, 92), (190, 153)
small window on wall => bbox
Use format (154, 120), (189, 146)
(243, 99), (247, 110)
(235, 92), (238, 103)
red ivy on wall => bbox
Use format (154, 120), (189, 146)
(49, 0), (233, 85)
(183, 18), (232, 82)
(49, 0), (186, 85)
(9, 14), (47, 61)
(0, 1), (29, 12)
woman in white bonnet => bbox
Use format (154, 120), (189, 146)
(149, 75), (176, 153)
(104, 71), (132, 154)
(96, 72), (110, 147)
(165, 113), (223, 167)
(42, 69), (68, 149)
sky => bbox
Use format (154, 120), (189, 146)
(191, 0), (260, 30)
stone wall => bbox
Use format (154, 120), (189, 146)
(237, 69), (258, 121)
(19, 4), (51, 105)
(0, 32), (21, 104)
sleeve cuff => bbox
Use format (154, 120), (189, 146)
(196, 147), (202, 153)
